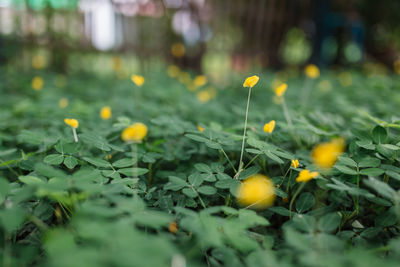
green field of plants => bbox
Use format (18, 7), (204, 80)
(1, 63), (400, 266)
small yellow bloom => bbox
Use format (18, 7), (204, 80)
(58, 98), (68, 109)
(274, 83), (287, 97)
(291, 159), (299, 168)
(121, 122), (148, 143)
(263, 120), (275, 133)
(237, 174), (276, 209)
(32, 55), (46, 69)
(171, 42), (185, 58)
(64, 118), (79, 128)
(193, 75), (207, 87)
(304, 64), (320, 79)
(167, 65), (180, 78)
(318, 80), (332, 92)
(100, 106), (112, 120)
(168, 221), (178, 234)
(338, 72), (352, 87)
(105, 154), (112, 160)
(196, 90), (212, 103)
(312, 137), (345, 169)
(296, 169), (319, 183)
(243, 75), (260, 88)
(197, 125), (204, 132)
(131, 75), (145, 87)
(32, 76), (44, 91)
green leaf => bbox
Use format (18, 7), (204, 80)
(359, 168), (385, 176)
(19, 175), (46, 185)
(118, 168), (149, 176)
(264, 151), (284, 164)
(372, 125), (387, 144)
(295, 192), (315, 213)
(164, 176), (188, 191)
(334, 165), (358, 175)
(356, 140), (375, 150)
(197, 186), (217, 195)
(112, 158), (134, 168)
(194, 163), (212, 173)
(358, 157), (380, 168)
(63, 156), (78, 169)
(318, 212), (341, 232)
(188, 173), (204, 187)
(337, 156), (357, 167)
(182, 188), (198, 198)
(215, 179), (236, 189)
(82, 157), (110, 168)
(44, 154), (64, 165)
(364, 177), (396, 201)
(375, 207), (397, 227)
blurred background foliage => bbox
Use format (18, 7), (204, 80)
(1, 0), (400, 78)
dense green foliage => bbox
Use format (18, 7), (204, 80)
(1, 66), (400, 267)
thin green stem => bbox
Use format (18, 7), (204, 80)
(220, 148), (237, 173)
(289, 182), (306, 218)
(236, 86), (252, 179)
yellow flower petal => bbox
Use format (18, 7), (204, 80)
(311, 137), (345, 169)
(58, 98), (68, 109)
(243, 75), (260, 88)
(131, 74), (145, 87)
(121, 122), (148, 143)
(171, 42), (185, 58)
(304, 64), (320, 79)
(263, 120), (276, 133)
(291, 159), (299, 168)
(64, 118), (79, 128)
(197, 125), (204, 132)
(100, 106), (112, 120)
(236, 174), (275, 209)
(274, 83), (287, 97)
(296, 169), (319, 183)
(32, 76), (44, 91)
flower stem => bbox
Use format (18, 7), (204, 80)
(72, 128), (78, 142)
(236, 86), (252, 179)
(289, 182), (306, 218)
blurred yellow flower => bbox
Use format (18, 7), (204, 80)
(32, 55), (46, 69)
(274, 83), (287, 97)
(291, 159), (299, 168)
(111, 56), (122, 71)
(32, 76), (44, 91)
(167, 65), (180, 78)
(338, 72), (352, 87)
(193, 75), (207, 87)
(171, 42), (185, 58)
(121, 122), (148, 142)
(312, 137), (345, 169)
(296, 169), (319, 183)
(318, 80), (332, 92)
(237, 174), (275, 209)
(197, 90), (212, 103)
(263, 120), (275, 133)
(58, 98), (68, 109)
(197, 125), (204, 132)
(131, 75), (145, 87)
(169, 221), (178, 234)
(64, 118), (79, 128)
(100, 106), (112, 120)
(243, 75), (260, 88)
(304, 64), (320, 79)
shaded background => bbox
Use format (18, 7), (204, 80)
(1, 0), (400, 77)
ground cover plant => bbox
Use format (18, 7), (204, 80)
(1, 64), (400, 267)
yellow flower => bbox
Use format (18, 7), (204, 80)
(100, 106), (112, 120)
(121, 122), (148, 142)
(193, 75), (207, 87)
(197, 125), (204, 132)
(243, 75), (260, 88)
(318, 80), (332, 92)
(263, 120), (275, 133)
(131, 75), (145, 87)
(64, 118), (79, 128)
(171, 42), (185, 58)
(296, 169), (319, 183)
(167, 65), (180, 78)
(274, 83), (287, 97)
(304, 64), (320, 79)
(312, 137), (345, 169)
(111, 56), (122, 71)
(291, 159), (299, 168)
(338, 72), (352, 87)
(168, 221), (178, 234)
(32, 76), (44, 91)
(59, 98), (68, 109)
(236, 174), (276, 209)
(197, 90), (212, 103)
(32, 55), (46, 69)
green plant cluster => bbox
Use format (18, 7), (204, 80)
(1, 67), (400, 267)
